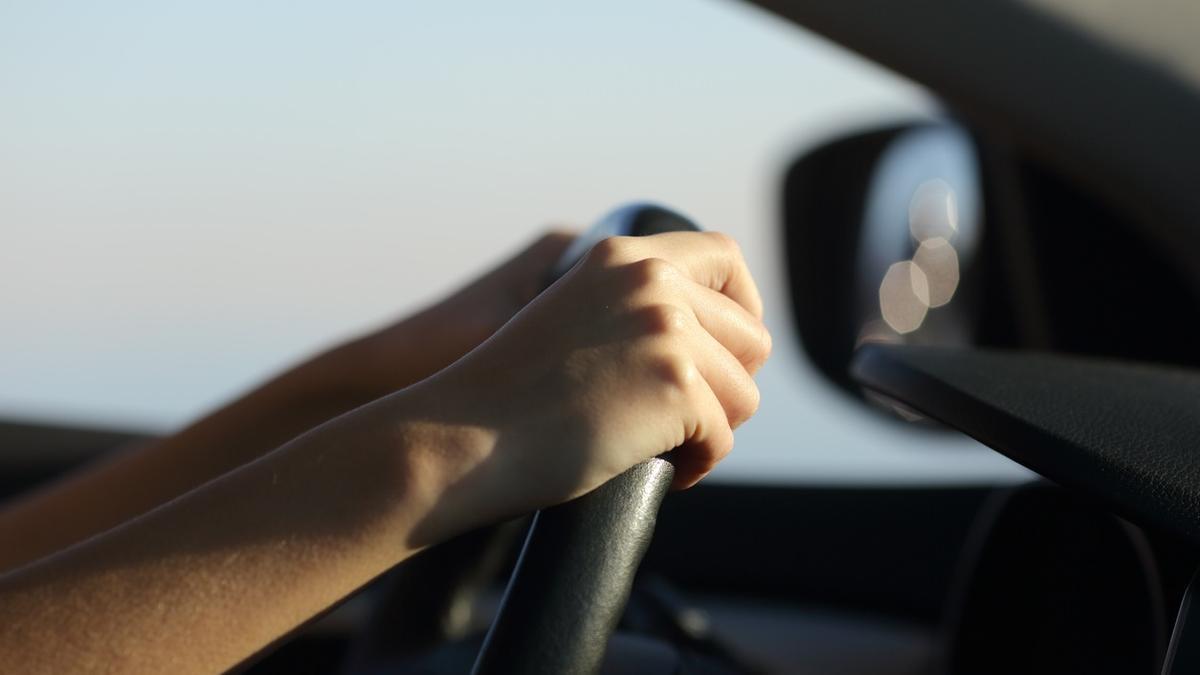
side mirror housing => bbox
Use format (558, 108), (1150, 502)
(782, 120), (984, 397)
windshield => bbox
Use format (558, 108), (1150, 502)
(0, 0), (1026, 484)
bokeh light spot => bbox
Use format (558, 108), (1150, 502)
(908, 178), (959, 243)
(879, 261), (930, 334)
(912, 236), (960, 308)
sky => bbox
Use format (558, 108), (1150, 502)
(0, 0), (1027, 483)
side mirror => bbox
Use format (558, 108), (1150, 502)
(783, 116), (1200, 413)
(782, 120), (986, 400)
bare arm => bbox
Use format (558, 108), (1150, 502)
(0, 384), (495, 674)
(0, 344), (373, 574)
(0, 231), (770, 673)
(0, 233), (572, 573)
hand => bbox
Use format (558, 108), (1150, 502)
(404, 231), (771, 528)
(0, 231), (765, 674)
(336, 230), (575, 399)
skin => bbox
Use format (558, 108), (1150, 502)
(0, 230), (771, 673)
(0, 231), (575, 573)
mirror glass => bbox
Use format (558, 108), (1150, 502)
(855, 125), (983, 349)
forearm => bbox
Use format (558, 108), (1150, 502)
(0, 338), (401, 573)
(0, 231), (567, 573)
(0, 389), (498, 674)
(0, 228), (769, 673)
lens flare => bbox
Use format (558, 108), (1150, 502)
(912, 236), (960, 308)
(879, 261), (930, 334)
(908, 178), (959, 243)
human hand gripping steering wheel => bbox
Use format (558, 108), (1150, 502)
(464, 204), (769, 674)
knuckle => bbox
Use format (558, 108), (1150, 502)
(640, 304), (690, 338)
(707, 230), (741, 255)
(587, 236), (634, 267)
(627, 256), (677, 288)
(649, 351), (699, 391)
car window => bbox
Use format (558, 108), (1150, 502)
(0, 0), (1027, 484)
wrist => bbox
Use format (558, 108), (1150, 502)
(369, 380), (509, 549)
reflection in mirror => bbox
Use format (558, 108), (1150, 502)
(857, 125), (982, 346)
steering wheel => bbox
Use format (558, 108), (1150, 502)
(469, 204), (700, 675)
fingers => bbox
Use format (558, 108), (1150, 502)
(508, 229), (578, 304)
(673, 374), (734, 490)
(584, 231), (770, 373)
(636, 304), (757, 489)
(588, 231), (764, 319)
(652, 231), (762, 319)
(523, 229), (578, 261)
(683, 283), (772, 374)
(572, 230), (768, 490)
(686, 319), (761, 429)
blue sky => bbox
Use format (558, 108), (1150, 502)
(0, 0), (1025, 482)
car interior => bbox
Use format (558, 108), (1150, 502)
(3, 1), (1199, 673)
